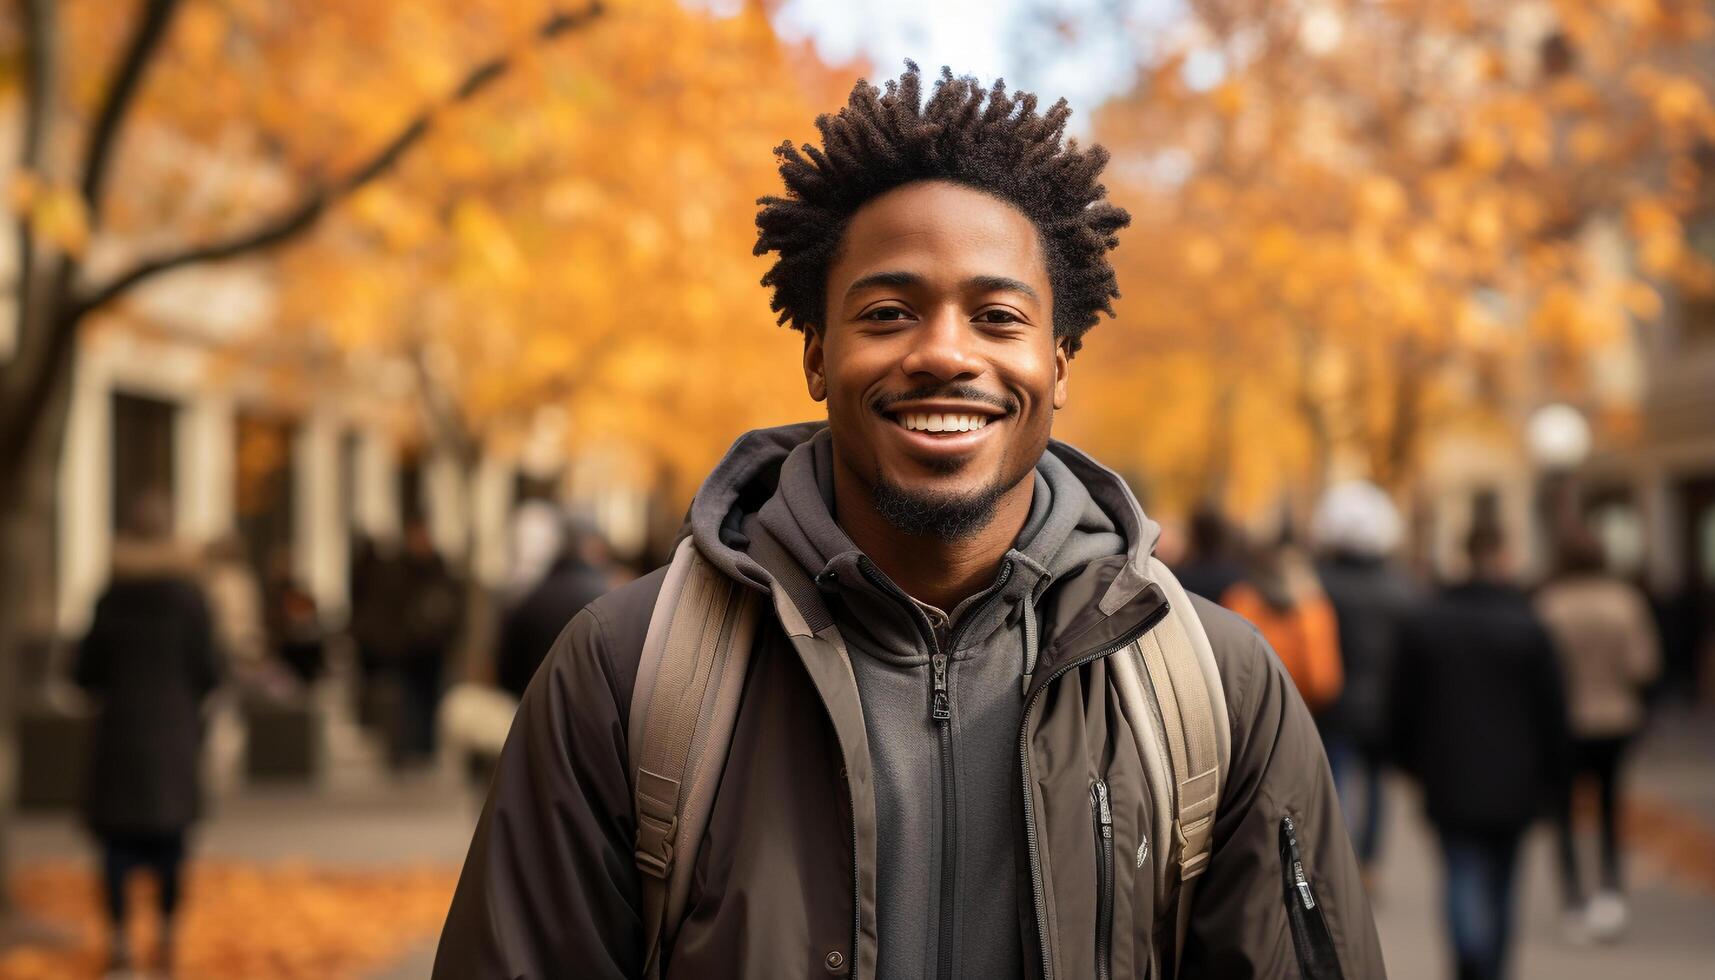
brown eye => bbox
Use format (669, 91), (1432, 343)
(864, 307), (911, 321)
(976, 309), (1021, 324)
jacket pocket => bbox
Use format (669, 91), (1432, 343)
(1279, 814), (1343, 980)
(1091, 779), (1115, 980)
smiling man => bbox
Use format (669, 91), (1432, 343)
(435, 65), (1384, 979)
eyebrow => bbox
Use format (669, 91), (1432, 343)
(844, 271), (1040, 302)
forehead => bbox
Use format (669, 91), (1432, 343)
(831, 180), (1047, 288)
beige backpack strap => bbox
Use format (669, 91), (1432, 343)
(628, 537), (760, 979)
(1112, 559), (1229, 978)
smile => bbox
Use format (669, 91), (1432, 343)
(895, 412), (991, 433)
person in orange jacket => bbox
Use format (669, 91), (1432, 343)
(1222, 531), (1344, 713)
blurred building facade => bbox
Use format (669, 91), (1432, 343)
(1403, 206), (1714, 596)
(46, 285), (659, 638)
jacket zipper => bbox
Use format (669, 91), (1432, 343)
(860, 556), (1015, 980)
(1279, 814), (1343, 980)
(1090, 779), (1115, 980)
(931, 650), (957, 980)
(1019, 602), (1169, 980)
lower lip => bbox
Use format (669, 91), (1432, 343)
(882, 416), (1002, 455)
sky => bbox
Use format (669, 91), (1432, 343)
(762, 0), (1183, 134)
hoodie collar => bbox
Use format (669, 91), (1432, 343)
(686, 423), (1163, 662)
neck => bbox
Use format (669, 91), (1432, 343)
(832, 463), (1035, 612)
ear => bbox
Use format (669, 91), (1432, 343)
(1052, 337), (1070, 410)
(803, 328), (828, 402)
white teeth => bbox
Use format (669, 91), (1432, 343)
(899, 412), (989, 433)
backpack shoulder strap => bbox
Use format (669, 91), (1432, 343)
(1111, 558), (1230, 978)
(627, 536), (760, 980)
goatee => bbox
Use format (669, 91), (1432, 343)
(871, 477), (1007, 541)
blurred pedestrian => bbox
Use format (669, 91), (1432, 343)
(504, 498), (568, 603)
(349, 533), (404, 728)
(1536, 532), (1661, 942)
(497, 516), (614, 699)
(1173, 504), (1246, 601)
(74, 496), (219, 976)
(201, 531), (266, 670)
(1312, 481), (1417, 886)
(265, 548), (327, 686)
(395, 516), (463, 765)
(1222, 529), (1344, 714)
(1392, 522), (1570, 980)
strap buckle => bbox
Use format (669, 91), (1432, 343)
(634, 768), (682, 880)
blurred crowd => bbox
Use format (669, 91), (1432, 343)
(63, 478), (1703, 979)
(1164, 483), (1685, 980)
(63, 492), (633, 976)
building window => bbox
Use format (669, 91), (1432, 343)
(111, 391), (177, 535)
(236, 412), (297, 581)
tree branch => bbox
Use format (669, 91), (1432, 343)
(80, 0), (180, 222)
(69, 1), (605, 322)
(0, 0), (62, 467)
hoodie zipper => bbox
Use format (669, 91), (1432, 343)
(1090, 779), (1115, 980)
(1279, 814), (1343, 979)
(1020, 601), (1169, 980)
(859, 556), (1014, 980)
(930, 649), (957, 980)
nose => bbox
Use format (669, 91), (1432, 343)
(898, 306), (981, 382)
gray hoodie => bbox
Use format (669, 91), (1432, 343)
(690, 424), (1132, 979)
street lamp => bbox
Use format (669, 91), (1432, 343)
(1526, 403), (1592, 471)
(1526, 403), (1592, 576)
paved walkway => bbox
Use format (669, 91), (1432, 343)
(12, 706), (1713, 979)
(1372, 710), (1715, 980)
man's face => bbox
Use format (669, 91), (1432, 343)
(804, 180), (1067, 535)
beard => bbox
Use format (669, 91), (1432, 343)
(871, 474), (1009, 541)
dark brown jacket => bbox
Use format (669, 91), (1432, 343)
(435, 427), (1385, 979)
(75, 541), (220, 836)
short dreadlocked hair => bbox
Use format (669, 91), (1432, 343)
(754, 63), (1131, 356)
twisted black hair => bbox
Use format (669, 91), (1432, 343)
(754, 62), (1131, 356)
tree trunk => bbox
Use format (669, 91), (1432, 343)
(0, 344), (75, 918)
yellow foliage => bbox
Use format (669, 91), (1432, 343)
(39, 0), (1712, 518)
(1087, 0), (1711, 504)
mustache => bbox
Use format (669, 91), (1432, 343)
(871, 383), (1017, 416)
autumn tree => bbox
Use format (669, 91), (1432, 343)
(0, 0), (604, 918)
(1065, 0), (1715, 514)
(275, 0), (848, 571)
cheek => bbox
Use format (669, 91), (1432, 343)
(824, 340), (893, 404)
(1011, 348), (1062, 412)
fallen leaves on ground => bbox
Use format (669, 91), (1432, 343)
(1624, 793), (1715, 896)
(0, 860), (458, 979)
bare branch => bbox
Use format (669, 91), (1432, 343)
(69, 1), (605, 322)
(81, 0), (180, 222)
(407, 335), (481, 469)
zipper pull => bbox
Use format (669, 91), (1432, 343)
(930, 653), (951, 722)
(1092, 779), (1113, 838)
(1282, 815), (1317, 910)
(1295, 866), (1316, 910)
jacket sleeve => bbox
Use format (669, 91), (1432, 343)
(433, 607), (643, 979)
(74, 594), (113, 692)
(1179, 619), (1386, 979)
(185, 586), (221, 698)
(1626, 589), (1663, 687)
(1528, 620), (1574, 797)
